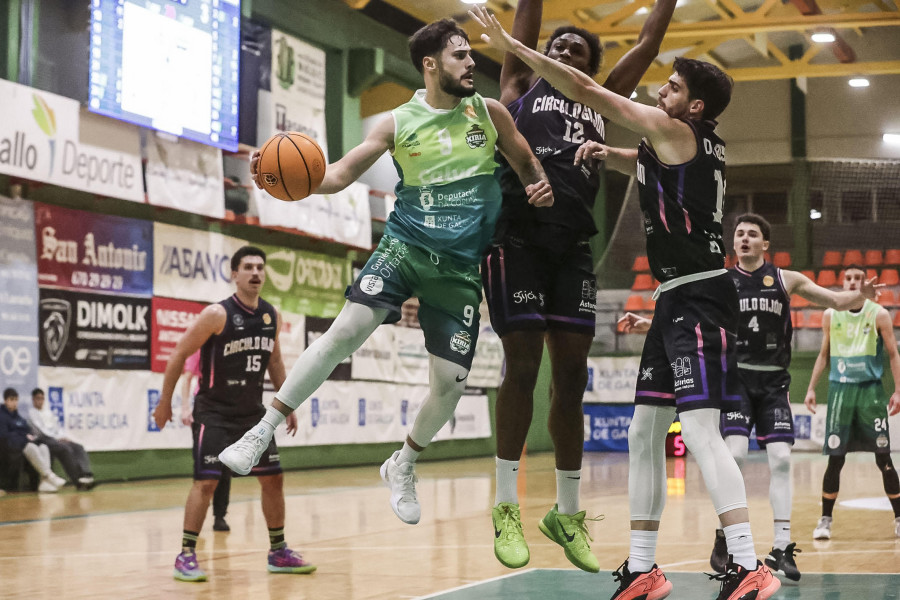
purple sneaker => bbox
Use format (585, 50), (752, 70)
(173, 550), (207, 582)
(267, 547), (317, 574)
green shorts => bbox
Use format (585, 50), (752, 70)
(823, 380), (891, 455)
(346, 235), (482, 370)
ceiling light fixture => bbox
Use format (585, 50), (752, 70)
(810, 32), (835, 43)
(848, 77), (870, 88)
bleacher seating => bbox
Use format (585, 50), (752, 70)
(842, 249), (863, 266)
(800, 270), (815, 282)
(885, 249), (900, 266)
(880, 268), (899, 286)
(791, 294), (810, 308)
(631, 255), (650, 272)
(864, 249), (884, 267)
(877, 289), (897, 307)
(804, 310), (824, 329)
(816, 270), (837, 288)
(632, 273), (655, 291)
(624, 295), (645, 312)
(822, 251), (842, 267)
(773, 252), (791, 268)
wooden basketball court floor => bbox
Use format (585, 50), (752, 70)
(1, 451), (898, 599)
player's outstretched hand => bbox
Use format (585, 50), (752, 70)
(249, 150), (263, 189)
(803, 390), (817, 414)
(575, 141), (609, 170)
(861, 276), (882, 301)
(468, 6), (517, 53)
(286, 412), (299, 436)
(618, 312), (651, 334)
(888, 391), (900, 417)
(153, 402), (173, 430)
(525, 180), (554, 207)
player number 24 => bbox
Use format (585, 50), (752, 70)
(875, 417), (887, 432)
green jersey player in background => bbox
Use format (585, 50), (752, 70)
(220, 19), (553, 526)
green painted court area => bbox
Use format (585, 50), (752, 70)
(416, 569), (900, 599)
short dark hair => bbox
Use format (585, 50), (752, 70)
(409, 19), (469, 74)
(843, 264), (865, 274)
(3, 388), (18, 400)
(230, 246), (266, 272)
(544, 26), (603, 76)
(734, 213), (771, 241)
(32, 388), (44, 397)
(673, 57), (734, 121)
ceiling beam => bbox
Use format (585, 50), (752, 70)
(637, 59), (900, 83)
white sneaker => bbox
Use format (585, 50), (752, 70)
(218, 426), (272, 475)
(38, 478), (59, 493)
(49, 473), (67, 488)
(380, 451), (420, 524)
(813, 516), (832, 540)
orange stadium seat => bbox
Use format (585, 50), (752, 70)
(822, 251), (842, 267)
(864, 249), (884, 267)
(632, 273), (656, 291)
(724, 254), (736, 268)
(791, 294), (810, 308)
(791, 310), (803, 328)
(842, 249), (863, 266)
(645, 296), (657, 311)
(773, 252), (791, 268)
(885, 249), (900, 266)
(867, 268), (878, 280)
(878, 289), (897, 307)
(800, 270), (816, 282)
(816, 270), (837, 288)
(624, 295), (646, 312)
(894, 311), (900, 328)
(631, 255), (650, 272)
(804, 310), (824, 329)
(881, 269), (900, 286)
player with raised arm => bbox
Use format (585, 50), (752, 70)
(484, 0), (675, 573)
(804, 265), (900, 541)
(470, 7), (779, 599)
(219, 19), (553, 526)
(707, 214), (880, 581)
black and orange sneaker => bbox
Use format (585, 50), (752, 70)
(610, 559), (673, 600)
(711, 558), (781, 600)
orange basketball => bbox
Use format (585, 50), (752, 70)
(257, 132), (326, 202)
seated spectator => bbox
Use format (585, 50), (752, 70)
(27, 388), (95, 491)
(0, 387), (64, 493)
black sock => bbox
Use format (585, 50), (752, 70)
(821, 498), (836, 518)
(889, 496), (900, 519)
(269, 526), (286, 550)
(182, 530), (200, 552)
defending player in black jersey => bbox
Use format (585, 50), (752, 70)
(483, 0), (676, 573)
(152, 246), (313, 582)
(471, 9), (779, 599)
(707, 214), (878, 582)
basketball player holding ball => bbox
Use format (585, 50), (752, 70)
(221, 19), (553, 527)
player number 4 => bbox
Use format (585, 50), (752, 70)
(747, 315), (759, 332)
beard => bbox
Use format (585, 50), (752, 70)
(439, 69), (476, 98)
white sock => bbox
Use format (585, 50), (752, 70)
(397, 442), (420, 465)
(724, 522), (757, 571)
(257, 405), (285, 437)
(773, 521), (791, 550)
(627, 530), (658, 573)
(495, 458), (519, 505)
(556, 469), (581, 515)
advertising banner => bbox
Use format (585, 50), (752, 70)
(38, 288), (151, 370)
(583, 403), (634, 452)
(468, 326), (503, 388)
(0, 79), (143, 202)
(277, 310), (306, 374)
(583, 356), (641, 404)
(144, 131), (225, 219)
(259, 244), (351, 318)
(150, 296), (208, 373)
(0, 195), (39, 393)
(153, 223), (246, 302)
(34, 202), (153, 296)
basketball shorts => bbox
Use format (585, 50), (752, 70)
(634, 273), (744, 413)
(192, 421), (282, 480)
(823, 380), (891, 455)
(721, 368), (794, 446)
(481, 233), (596, 337)
(346, 235), (482, 370)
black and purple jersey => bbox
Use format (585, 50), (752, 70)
(495, 78), (606, 238)
(194, 295), (278, 427)
(637, 119), (727, 282)
(729, 262), (792, 370)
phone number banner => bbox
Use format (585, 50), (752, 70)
(259, 244), (351, 318)
(34, 202), (153, 296)
(39, 288), (151, 370)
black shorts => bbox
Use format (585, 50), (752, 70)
(634, 273), (744, 413)
(482, 232), (596, 337)
(721, 368), (794, 446)
(192, 421), (282, 480)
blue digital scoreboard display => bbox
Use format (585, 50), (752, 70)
(88, 0), (241, 151)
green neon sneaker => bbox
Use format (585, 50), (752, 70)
(492, 502), (530, 568)
(538, 504), (601, 573)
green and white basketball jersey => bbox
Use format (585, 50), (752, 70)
(386, 90), (501, 265)
(828, 299), (884, 383)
